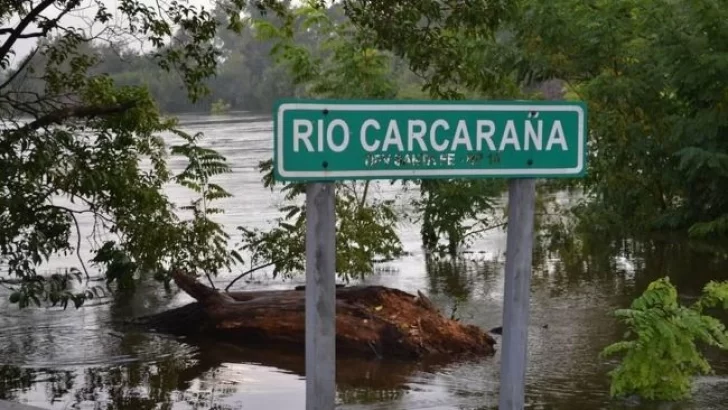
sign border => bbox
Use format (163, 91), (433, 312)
(273, 98), (587, 181)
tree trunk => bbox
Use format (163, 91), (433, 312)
(134, 270), (496, 361)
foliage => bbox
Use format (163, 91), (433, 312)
(238, 165), (403, 282)
(600, 277), (728, 401)
(341, 0), (728, 240)
(6, 0), (728, 310)
(253, 1), (398, 99)
(14, 0), (727, 245)
(234, 1), (404, 282)
(14, 1), (433, 115)
(504, 0), (728, 237)
(241, 0), (521, 261)
(0, 0), (250, 306)
(78, 0), (517, 259)
(210, 99), (231, 114)
(343, 0), (520, 99)
(337, 0), (523, 255)
(416, 179), (506, 257)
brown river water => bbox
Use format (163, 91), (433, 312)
(1, 113), (728, 409)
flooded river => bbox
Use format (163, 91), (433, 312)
(2, 113), (728, 409)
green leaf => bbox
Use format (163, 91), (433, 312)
(600, 277), (728, 401)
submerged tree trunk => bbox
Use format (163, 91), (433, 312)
(134, 270), (496, 360)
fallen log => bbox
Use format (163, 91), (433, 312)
(133, 270), (496, 360)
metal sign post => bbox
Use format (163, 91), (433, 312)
(304, 182), (337, 410)
(498, 178), (537, 409)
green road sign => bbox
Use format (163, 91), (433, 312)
(273, 99), (587, 181)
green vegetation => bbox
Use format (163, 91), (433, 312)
(210, 99), (232, 114)
(7, 1), (727, 242)
(601, 277), (728, 401)
(510, 0), (728, 238)
(3, 0), (728, 405)
(0, 0), (250, 306)
(238, 1), (404, 281)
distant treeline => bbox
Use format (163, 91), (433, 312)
(0, 1), (425, 115)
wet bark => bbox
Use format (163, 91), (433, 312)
(133, 270), (496, 360)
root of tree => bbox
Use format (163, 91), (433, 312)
(133, 270), (496, 360)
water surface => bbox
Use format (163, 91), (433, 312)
(2, 113), (728, 409)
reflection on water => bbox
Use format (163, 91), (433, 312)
(2, 114), (728, 409)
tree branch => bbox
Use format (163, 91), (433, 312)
(204, 271), (216, 290)
(463, 222), (508, 239)
(0, 28), (50, 39)
(0, 0), (57, 64)
(68, 210), (90, 280)
(225, 261), (278, 292)
(360, 180), (370, 208)
(8, 101), (138, 138)
(15, 31), (45, 39)
(40, 204), (92, 279)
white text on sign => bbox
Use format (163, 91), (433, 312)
(292, 118), (569, 154)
